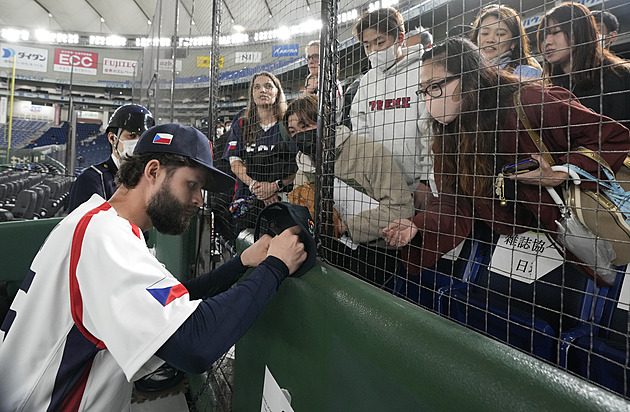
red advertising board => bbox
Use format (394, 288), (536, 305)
(54, 48), (98, 75)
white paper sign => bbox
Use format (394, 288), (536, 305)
(490, 231), (563, 283)
(0, 43), (48, 73)
(261, 366), (294, 412)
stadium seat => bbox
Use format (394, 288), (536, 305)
(394, 221), (493, 311)
(30, 186), (45, 219)
(35, 185), (51, 218)
(436, 230), (596, 363)
(10, 189), (38, 220)
(559, 269), (629, 397)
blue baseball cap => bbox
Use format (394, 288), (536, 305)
(134, 123), (235, 193)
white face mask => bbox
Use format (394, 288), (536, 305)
(426, 78), (462, 125)
(112, 138), (138, 168)
(368, 43), (399, 72)
(120, 139), (138, 158)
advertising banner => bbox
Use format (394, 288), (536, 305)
(158, 59), (183, 72)
(102, 57), (137, 76)
(197, 56), (224, 68)
(0, 43), (48, 73)
(235, 51), (262, 64)
(272, 44), (299, 57)
(54, 48), (98, 75)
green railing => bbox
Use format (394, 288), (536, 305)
(233, 230), (629, 412)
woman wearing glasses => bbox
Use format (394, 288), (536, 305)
(537, 2), (630, 129)
(469, 4), (541, 78)
(382, 38), (630, 284)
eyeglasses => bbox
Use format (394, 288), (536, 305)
(306, 54), (319, 62)
(416, 76), (459, 99)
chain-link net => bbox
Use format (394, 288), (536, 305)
(1, 0), (629, 408)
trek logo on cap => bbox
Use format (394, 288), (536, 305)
(153, 133), (173, 145)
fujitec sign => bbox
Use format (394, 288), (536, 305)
(102, 58), (137, 77)
(54, 49), (98, 75)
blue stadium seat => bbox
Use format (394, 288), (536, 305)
(560, 269), (629, 397)
(393, 222), (492, 311)
(436, 229), (597, 363)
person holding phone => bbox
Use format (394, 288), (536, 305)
(382, 38), (630, 281)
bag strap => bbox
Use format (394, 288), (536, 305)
(513, 89), (555, 167)
(573, 147), (616, 174)
(514, 90), (630, 176)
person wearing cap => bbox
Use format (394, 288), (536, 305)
(68, 104), (155, 212)
(0, 123), (308, 411)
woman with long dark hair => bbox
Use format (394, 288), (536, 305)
(223, 71), (297, 227)
(537, 2), (630, 128)
(382, 38), (630, 284)
(470, 4), (541, 78)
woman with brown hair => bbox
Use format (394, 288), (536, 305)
(470, 3), (541, 78)
(382, 37), (630, 285)
(223, 71), (297, 227)
(538, 2), (630, 129)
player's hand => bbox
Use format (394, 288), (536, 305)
(267, 226), (307, 275)
(382, 218), (418, 247)
(240, 234), (272, 267)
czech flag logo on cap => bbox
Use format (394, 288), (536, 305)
(153, 133), (173, 145)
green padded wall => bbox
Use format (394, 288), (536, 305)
(0, 217), (197, 295)
(0, 218), (62, 297)
(233, 231), (629, 411)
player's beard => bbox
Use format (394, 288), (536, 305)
(147, 180), (197, 235)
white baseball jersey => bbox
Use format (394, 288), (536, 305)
(350, 47), (433, 192)
(0, 195), (200, 412)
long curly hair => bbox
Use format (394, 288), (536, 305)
(422, 38), (521, 199)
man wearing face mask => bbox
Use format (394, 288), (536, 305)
(68, 104), (155, 212)
(350, 8), (433, 210)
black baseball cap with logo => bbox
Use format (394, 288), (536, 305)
(134, 123), (235, 192)
(255, 202), (317, 277)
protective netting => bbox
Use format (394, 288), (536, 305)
(1, 0), (628, 407)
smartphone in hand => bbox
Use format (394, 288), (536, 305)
(502, 158), (540, 175)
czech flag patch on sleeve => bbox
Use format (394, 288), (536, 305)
(147, 283), (188, 306)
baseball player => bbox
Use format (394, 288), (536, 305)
(68, 104), (155, 212)
(0, 123), (307, 411)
